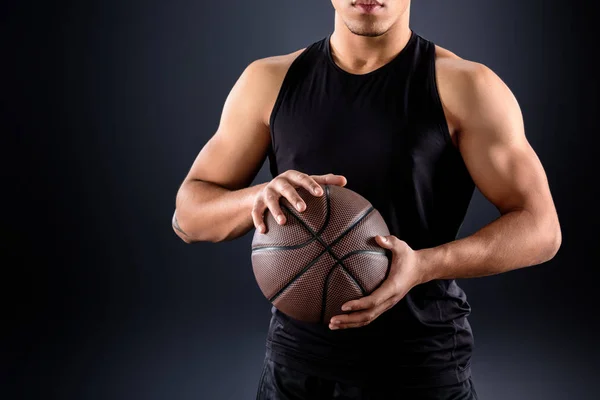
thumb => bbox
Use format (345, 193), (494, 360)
(375, 234), (394, 248)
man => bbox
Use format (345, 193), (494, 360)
(172, 0), (562, 398)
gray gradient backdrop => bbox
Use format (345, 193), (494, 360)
(4, 0), (599, 399)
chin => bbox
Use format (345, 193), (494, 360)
(349, 29), (386, 37)
(346, 22), (389, 37)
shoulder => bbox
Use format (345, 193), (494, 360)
(432, 44), (518, 145)
(433, 45), (493, 80)
(434, 44), (506, 102)
(244, 48), (307, 87)
(235, 48), (307, 125)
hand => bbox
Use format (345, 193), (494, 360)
(252, 170), (347, 233)
(329, 235), (425, 330)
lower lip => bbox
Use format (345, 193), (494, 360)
(355, 4), (382, 13)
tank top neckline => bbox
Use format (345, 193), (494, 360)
(324, 30), (417, 78)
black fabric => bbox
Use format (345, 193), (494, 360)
(256, 356), (479, 400)
(264, 30), (476, 388)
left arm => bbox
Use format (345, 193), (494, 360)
(417, 60), (562, 281)
(329, 58), (561, 330)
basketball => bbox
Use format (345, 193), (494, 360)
(251, 184), (391, 324)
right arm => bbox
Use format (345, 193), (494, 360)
(172, 54), (346, 243)
(172, 57), (280, 244)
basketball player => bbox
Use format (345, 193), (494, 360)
(171, 0), (562, 398)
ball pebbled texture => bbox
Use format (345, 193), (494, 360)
(251, 184), (391, 324)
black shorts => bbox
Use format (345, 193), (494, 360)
(255, 357), (479, 400)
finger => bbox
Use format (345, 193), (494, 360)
(311, 173), (347, 187)
(331, 309), (378, 327)
(375, 234), (394, 249)
(263, 187), (286, 225)
(341, 278), (399, 312)
(285, 171), (324, 197)
(330, 296), (399, 329)
(274, 180), (306, 212)
(251, 199), (267, 233)
(330, 321), (369, 330)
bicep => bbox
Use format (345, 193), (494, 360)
(184, 60), (275, 191)
(458, 65), (553, 216)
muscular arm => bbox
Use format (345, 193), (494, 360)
(172, 54), (296, 243)
(417, 52), (562, 281)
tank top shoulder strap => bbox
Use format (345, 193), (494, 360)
(267, 38), (328, 177)
(407, 34), (454, 148)
(268, 38), (325, 128)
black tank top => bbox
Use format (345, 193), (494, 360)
(264, 31), (475, 389)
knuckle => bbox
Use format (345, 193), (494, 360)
(388, 235), (400, 245)
(275, 178), (290, 189)
(265, 192), (277, 202)
(251, 205), (262, 215)
(281, 185), (296, 197)
(279, 180), (293, 190)
(273, 178), (286, 188)
(382, 299), (395, 312)
(297, 173), (310, 182)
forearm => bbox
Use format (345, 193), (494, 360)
(172, 179), (267, 243)
(417, 208), (561, 282)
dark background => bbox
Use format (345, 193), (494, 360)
(3, 0), (599, 399)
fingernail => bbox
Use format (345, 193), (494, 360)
(341, 305), (351, 311)
(314, 187), (322, 195)
(380, 235), (387, 242)
(330, 324), (339, 330)
(296, 202), (304, 211)
(277, 215), (283, 223)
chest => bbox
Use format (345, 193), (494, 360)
(270, 89), (447, 183)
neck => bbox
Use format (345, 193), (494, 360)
(329, 8), (412, 74)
